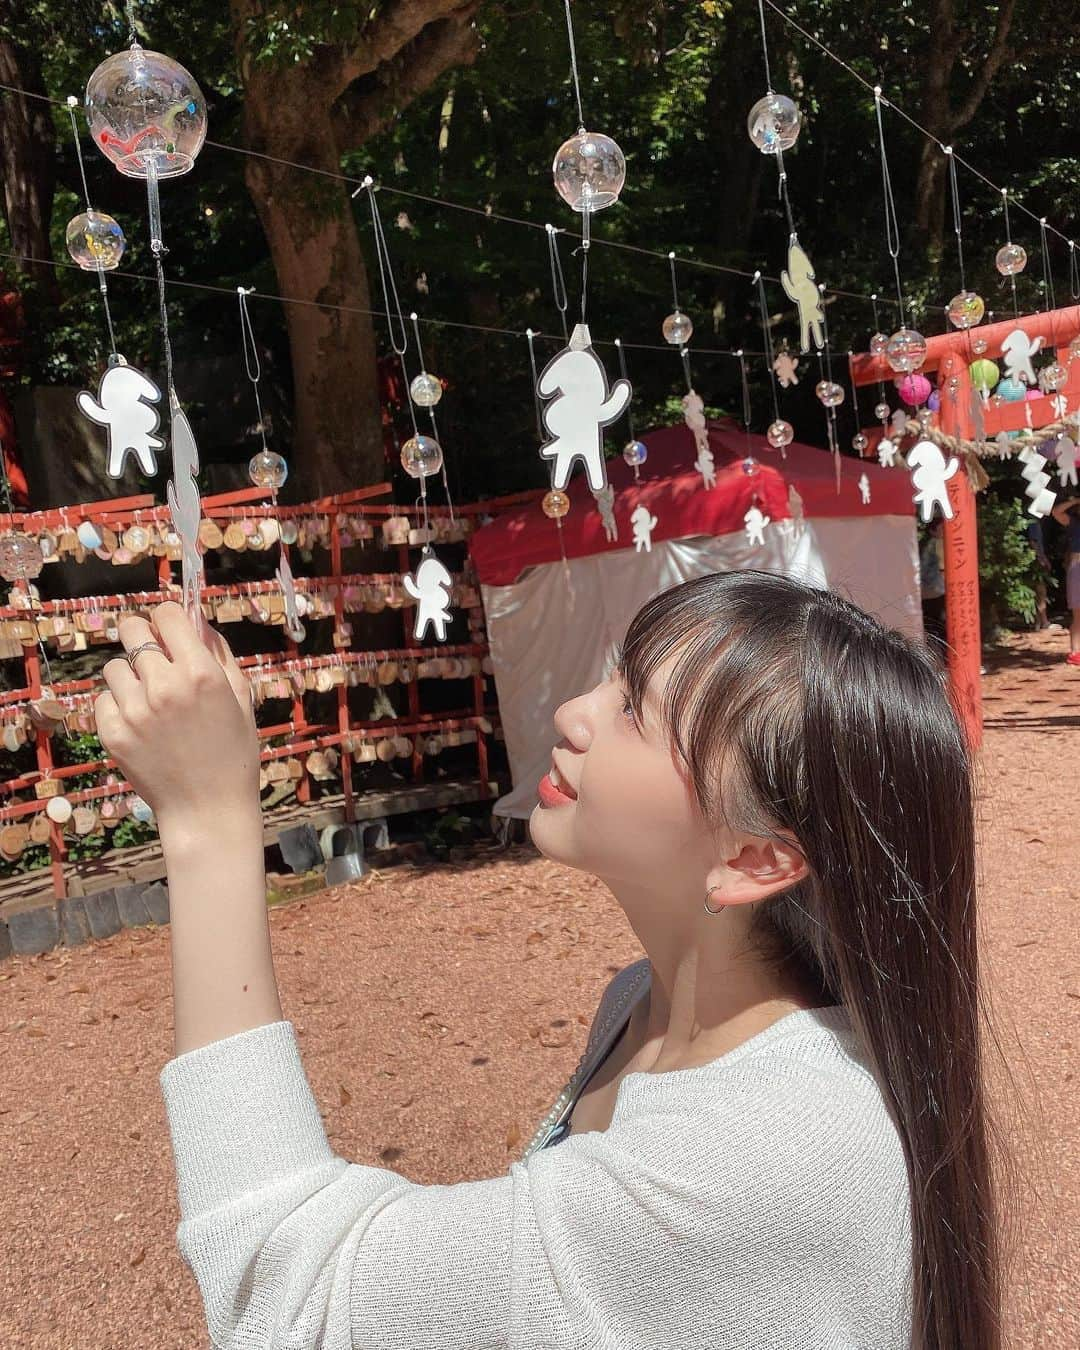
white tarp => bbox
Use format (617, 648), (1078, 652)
(482, 515), (921, 818)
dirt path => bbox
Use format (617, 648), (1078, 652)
(0, 628), (1076, 1347)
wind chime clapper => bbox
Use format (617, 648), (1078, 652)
(81, 28), (210, 627)
(357, 175), (454, 643)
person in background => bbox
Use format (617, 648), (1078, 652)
(1024, 517), (1060, 631)
(1050, 495), (1080, 665)
(919, 517), (947, 662)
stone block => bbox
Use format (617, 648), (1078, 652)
(8, 903), (60, 956)
(0, 917), (11, 962)
(84, 888), (122, 940)
(141, 882), (170, 925)
(114, 884), (152, 929)
(59, 896), (93, 948)
(279, 823), (323, 875)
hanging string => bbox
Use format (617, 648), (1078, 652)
(124, 0), (139, 45)
(818, 283), (834, 381)
(679, 345), (694, 394)
(846, 350), (863, 443)
(1070, 241), (1080, 302)
(237, 287), (269, 457)
(668, 252), (681, 312)
(545, 224), (570, 341)
(561, 0), (586, 130)
(753, 271), (783, 427)
(944, 147), (966, 293)
(576, 215), (589, 326)
(526, 328), (567, 559)
(360, 177), (418, 439)
(1001, 190), (1021, 321)
(775, 149), (798, 240)
(65, 97), (119, 359)
(870, 292), (888, 412)
(873, 88), (906, 325)
(410, 311), (456, 524)
(1039, 217), (1057, 353)
(614, 339), (637, 441)
(737, 351), (755, 462)
(755, 0), (774, 93)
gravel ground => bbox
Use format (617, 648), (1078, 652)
(1, 626), (1076, 1348)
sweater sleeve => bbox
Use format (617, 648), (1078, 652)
(159, 1017), (912, 1350)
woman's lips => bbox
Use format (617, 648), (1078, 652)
(538, 771), (576, 807)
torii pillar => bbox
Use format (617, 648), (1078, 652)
(852, 303), (1080, 752)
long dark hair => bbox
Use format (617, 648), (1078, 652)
(616, 570), (1014, 1350)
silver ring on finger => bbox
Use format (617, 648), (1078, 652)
(126, 641), (167, 674)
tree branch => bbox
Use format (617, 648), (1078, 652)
(950, 0), (1020, 130)
(334, 8), (481, 149)
(336, 0), (480, 94)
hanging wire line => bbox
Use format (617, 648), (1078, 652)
(738, 350), (753, 432)
(1070, 241), (1080, 302)
(0, 80), (935, 314)
(668, 251), (682, 311)
(774, 147), (798, 240)
(846, 350), (862, 433)
(679, 345), (694, 393)
(869, 292), (888, 408)
(64, 96), (119, 357)
(1039, 217), (1058, 353)
(753, 271), (783, 426)
(818, 283), (834, 381)
(873, 88), (907, 324)
(1001, 189), (1020, 321)
(945, 147), (966, 293)
(614, 339), (637, 441)
(545, 224), (570, 339)
(525, 329), (546, 443)
(236, 285), (269, 456)
(761, 0), (1076, 250)
(755, 0), (774, 92)
(409, 311), (456, 522)
(361, 178), (421, 444)
(561, 0), (586, 130)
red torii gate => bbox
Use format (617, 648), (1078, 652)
(852, 303), (1080, 751)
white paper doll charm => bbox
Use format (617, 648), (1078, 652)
(1000, 329), (1043, 386)
(1054, 436), (1078, 488)
(780, 238), (825, 353)
(744, 503), (770, 546)
(682, 389), (712, 468)
(275, 549), (306, 643)
(773, 349), (799, 388)
(695, 443), (716, 490)
(537, 323), (631, 492)
(890, 408), (909, 441)
(630, 503), (657, 553)
(165, 396), (206, 615)
(877, 437), (898, 468)
(858, 472), (871, 505)
(403, 552), (453, 641)
(592, 483), (618, 542)
(76, 360), (165, 478)
(906, 439), (959, 522)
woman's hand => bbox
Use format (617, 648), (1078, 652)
(95, 602), (261, 833)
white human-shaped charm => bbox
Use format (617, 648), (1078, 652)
(592, 483), (618, 542)
(906, 439), (959, 522)
(1000, 329), (1044, 386)
(858, 473), (871, 505)
(1054, 436), (1078, 487)
(76, 362), (164, 478)
(1050, 393), (1068, 418)
(630, 504), (657, 553)
(877, 438), (897, 468)
(995, 431), (1012, 456)
(890, 408), (908, 441)
(773, 350), (799, 388)
(165, 397), (206, 615)
(695, 444), (716, 490)
(537, 323), (631, 492)
(682, 389), (712, 466)
(403, 553), (453, 641)
(787, 483), (804, 526)
(744, 504), (770, 546)
(275, 549), (306, 643)
(780, 238), (825, 353)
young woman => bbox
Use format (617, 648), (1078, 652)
(1050, 494), (1080, 664)
(97, 572), (1008, 1349)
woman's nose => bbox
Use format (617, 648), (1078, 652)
(552, 689), (595, 753)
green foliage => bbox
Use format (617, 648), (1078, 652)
(976, 495), (1044, 631)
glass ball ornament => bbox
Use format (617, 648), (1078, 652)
(874, 401), (891, 421)
(622, 439), (648, 466)
(996, 376), (1026, 402)
(886, 327), (927, 374)
(995, 242), (1027, 276)
(852, 432), (869, 453)
(869, 332), (889, 357)
(927, 390), (941, 413)
(552, 130), (625, 212)
(65, 210), (125, 270)
(971, 337), (988, 356)
(1038, 361), (1068, 393)
(409, 370), (442, 408)
(741, 456), (759, 476)
(662, 310), (693, 346)
(969, 359), (999, 392)
(766, 419), (794, 450)
(84, 47), (207, 178)
(0, 534), (44, 581)
(746, 92), (801, 154)
(541, 489), (570, 519)
(400, 433), (444, 478)
(898, 373), (932, 407)
(815, 380), (844, 408)
(946, 290), (985, 330)
(248, 449), (288, 491)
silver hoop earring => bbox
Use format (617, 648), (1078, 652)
(703, 886), (726, 916)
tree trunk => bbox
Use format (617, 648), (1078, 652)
(238, 67), (384, 498)
(0, 38), (58, 300)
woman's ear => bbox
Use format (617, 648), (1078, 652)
(709, 838), (808, 906)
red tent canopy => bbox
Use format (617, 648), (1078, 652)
(469, 417), (913, 587)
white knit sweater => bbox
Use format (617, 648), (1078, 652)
(159, 972), (914, 1349)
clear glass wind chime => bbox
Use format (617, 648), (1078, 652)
(360, 177), (455, 643)
(82, 0), (210, 627)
